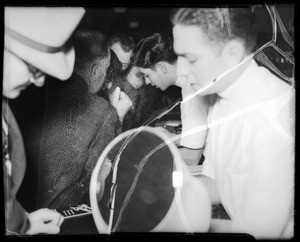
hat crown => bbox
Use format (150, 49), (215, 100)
(4, 7), (85, 80)
(5, 7), (85, 48)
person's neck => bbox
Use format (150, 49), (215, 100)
(217, 58), (252, 99)
(166, 61), (178, 85)
(218, 59), (251, 96)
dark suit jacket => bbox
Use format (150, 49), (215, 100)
(2, 98), (29, 235)
(32, 74), (121, 210)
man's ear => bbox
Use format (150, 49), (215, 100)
(222, 39), (245, 67)
(156, 62), (168, 74)
(92, 64), (98, 77)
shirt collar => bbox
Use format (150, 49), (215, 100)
(218, 59), (260, 101)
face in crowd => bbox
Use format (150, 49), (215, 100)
(130, 33), (179, 91)
(172, 8), (257, 95)
(89, 49), (112, 93)
(3, 49), (45, 99)
(173, 24), (229, 94)
(4, 8), (85, 99)
(111, 42), (133, 70)
(126, 66), (145, 89)
(138, 66), (173, 91)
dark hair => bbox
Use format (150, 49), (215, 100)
(130, 33), (177, 69)
(171, 7), (257, 53)
(108, 32), (136, 52)
(73, 30), (109, 70)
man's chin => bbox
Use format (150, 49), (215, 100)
(4, 90), (21, 99)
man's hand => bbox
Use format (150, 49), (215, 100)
(210, 219), (233, 233)
(25, 208), (64, 235)
(109, 86), (133, 122)
(179, 147), (203, 166)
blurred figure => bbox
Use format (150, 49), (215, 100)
(172, 7), (294, 239)
(131, 33), (209, 167)
(108, 32), (136, 70)
(33, 30), (132, 215)
(3, 7), (85, 235)
(100, 34), (171, 132)
(101, 60), (171, 132)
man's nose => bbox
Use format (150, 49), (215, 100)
(145, 77), (151, 85)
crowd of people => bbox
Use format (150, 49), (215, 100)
(3, 6), (294, 239)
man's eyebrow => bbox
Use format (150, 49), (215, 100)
(176, 52), (195, 58)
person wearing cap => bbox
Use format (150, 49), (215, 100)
(130, 33), (209, 168)
(3, 7), (85, 235)
(171, 7), (294, 239)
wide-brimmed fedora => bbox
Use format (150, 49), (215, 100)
(5, 7), (85, 80)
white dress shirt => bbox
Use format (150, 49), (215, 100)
(202, 59), (295, 238)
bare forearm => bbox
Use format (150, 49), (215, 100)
(179, 147), (203, 166)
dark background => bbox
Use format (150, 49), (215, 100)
(77, 5), (294, 80)
(77, 5), (294, 49)
(6, 3), (294, 221)
(78, 7), (174, 42)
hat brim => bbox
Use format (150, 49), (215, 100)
(5, 34), (75, 80)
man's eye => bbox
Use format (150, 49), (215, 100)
(139, 72), (148, 78)
(137, 72), (142, 77)
(135, 72), (146, 82)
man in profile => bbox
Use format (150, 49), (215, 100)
(171, 7), (294, 239)
(3, 7), (85, 235)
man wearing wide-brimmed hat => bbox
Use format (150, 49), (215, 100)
(3, 7), (85, 235)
